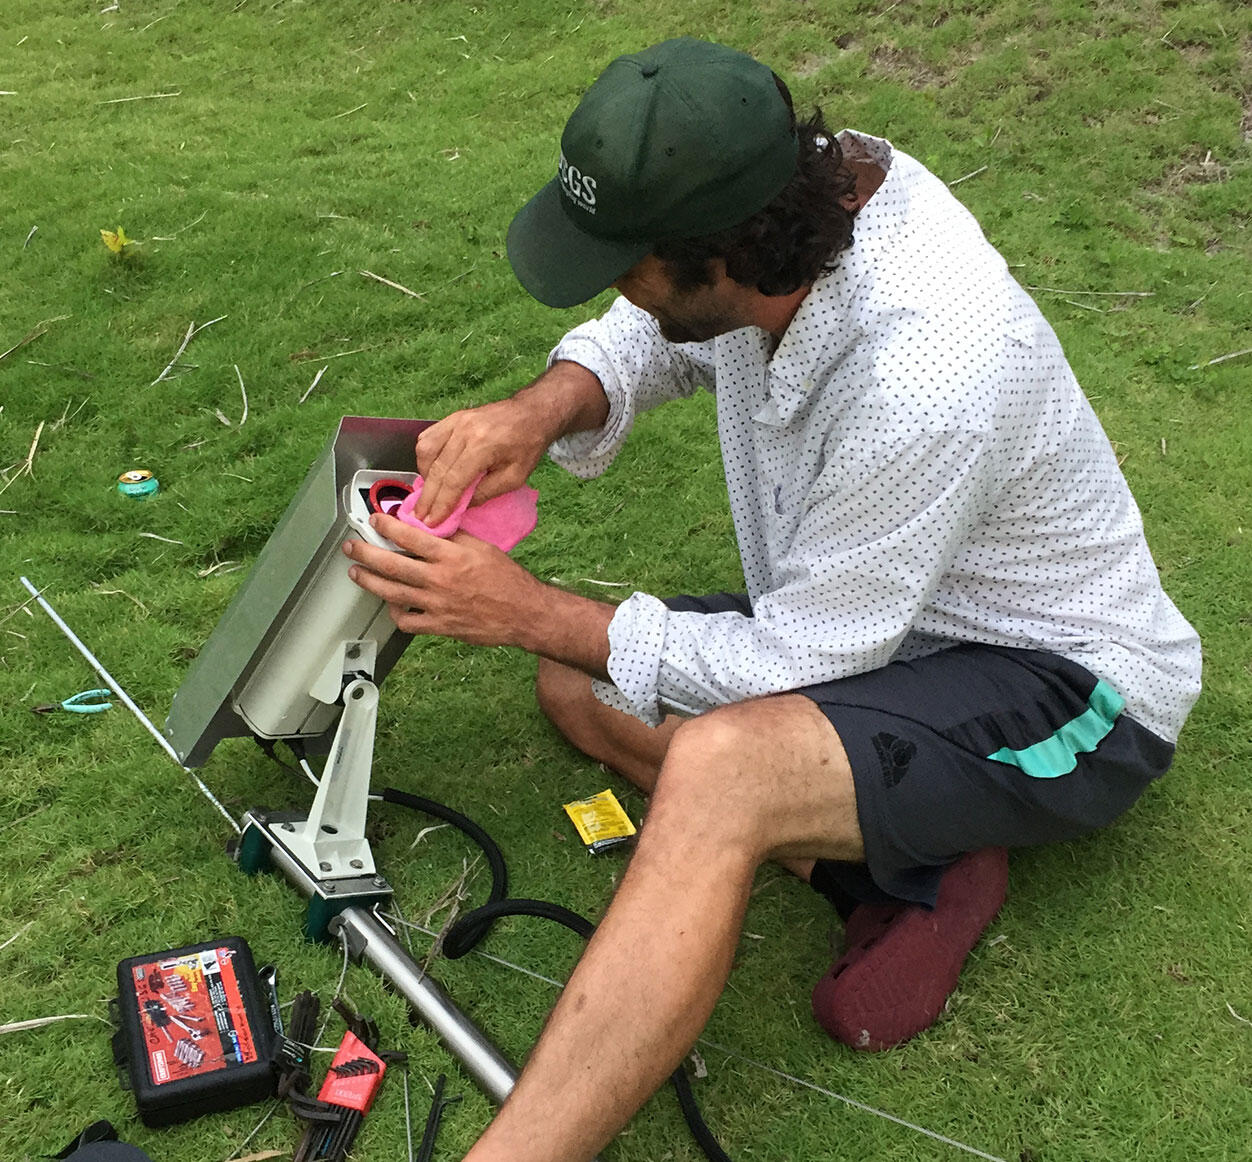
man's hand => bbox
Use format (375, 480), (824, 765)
(342, 513), (615, 676)
(414, 361), (611, 526)
(344, 512), (544, 646)
(414, 397), (547, 527)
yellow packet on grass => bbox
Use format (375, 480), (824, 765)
(563, 789), (637, 854)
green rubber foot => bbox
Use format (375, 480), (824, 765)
(237, 824), (273, 875)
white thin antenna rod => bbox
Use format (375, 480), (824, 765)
(19, 576), (240, 833)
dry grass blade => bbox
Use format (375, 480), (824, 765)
(149, 209), (209, 241)
(420, 855), (482, 971)
(359, 269), (426, 300)
(949, 164), (988, 187)
(0, 586), (48, 629)
(1026, 286), (1154, 297)
(1189, 346), (1252, 371)
(0, 1014), (110, 1035)
(197, 560), (242, 577)
(234, 364), (249, 425)
(0, 315), (69, 363)
(92, 586), (150, 614)
(299, 364), (328, 403)
(152, 316), (227, 385)
(0, 421), (44, 498)
(96, 90), (181, 104)
(0, 921), (34, 955)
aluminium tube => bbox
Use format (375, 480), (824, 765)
(334, 904), (517, 1104)
(256, 822), (517, 1103)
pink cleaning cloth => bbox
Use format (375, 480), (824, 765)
(395, 474), (538, 552)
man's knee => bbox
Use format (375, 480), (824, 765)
(657, 706), (798, 817)
(652, 697), (864, 863)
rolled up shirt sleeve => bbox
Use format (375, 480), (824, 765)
(546, 296), (717, 479)
(600, 429), (991, 725)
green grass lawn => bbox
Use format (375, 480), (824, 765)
(2, 1), (1250, 1160)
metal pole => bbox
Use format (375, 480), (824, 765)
(19, 575), (241, 833)
(19, 576), (184, 763)
(257, 822), (517, 1104)
(335, 906), (518, 1105)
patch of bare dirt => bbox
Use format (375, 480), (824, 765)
(868, 44), (963, 89)
(1161, 147), (1231, 192)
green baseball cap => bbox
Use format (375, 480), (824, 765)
(507, 38), (799, 308)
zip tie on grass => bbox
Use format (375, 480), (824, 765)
(0, 1013), (112, 1036)
(380, 911), (1008, 1161)
(19, 576), (241, 834)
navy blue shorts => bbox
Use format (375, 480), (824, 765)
(663, 593), (1175, 908)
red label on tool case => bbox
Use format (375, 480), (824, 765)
(317, 1031), (386, 1113)
(129, 944), (259, 1086)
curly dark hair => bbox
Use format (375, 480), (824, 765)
(652, 78), (858, 297)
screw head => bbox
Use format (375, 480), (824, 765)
(319, 861), (333, 872)
(349, 859), (364, 869)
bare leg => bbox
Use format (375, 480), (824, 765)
(534, 658), (679, 793)
(535, 659), (816, 879)
(463, 694), (863, 1162)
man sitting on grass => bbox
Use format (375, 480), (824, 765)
(344, 37), (1201, 1162)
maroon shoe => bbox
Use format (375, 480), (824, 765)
(811, 847), (1008, 1050)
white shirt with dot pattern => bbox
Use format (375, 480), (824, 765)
(547, 131), (1201, 742)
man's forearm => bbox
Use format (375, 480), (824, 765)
(513, 580), (615, 681)
(513, 359), (610, 447)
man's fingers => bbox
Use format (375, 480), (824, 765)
(342, 525), (437, 589)
(416, 449), (483, 524)
(414, 422), (452, 475)
(416, 472), (470, 525)
(367, 513), (447, 559)
(415, 422), (467, 523)
(345, 560), (424, 608)
(388, 604), (434, 635)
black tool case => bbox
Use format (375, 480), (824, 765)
(113, 937), (276, 1127)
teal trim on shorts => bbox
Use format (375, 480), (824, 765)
(986, 679), (1126, 779)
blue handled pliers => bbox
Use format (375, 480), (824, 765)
(62, 688), (113, 713)
(31, 688), (113, 714)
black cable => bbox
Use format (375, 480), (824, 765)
(671, 1065), (733, 1162)
(378, 787), (509, 950)
(441, 897), (594, 955)
(380, 786), (733, 1162)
